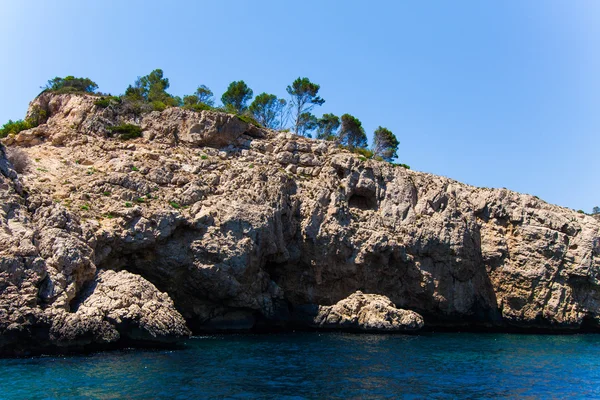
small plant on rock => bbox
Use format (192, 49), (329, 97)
(108, 124), (143, 140)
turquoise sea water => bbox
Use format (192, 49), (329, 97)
(1, 332), (600, 399)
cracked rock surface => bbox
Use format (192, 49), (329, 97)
(0, 92), (599, 355)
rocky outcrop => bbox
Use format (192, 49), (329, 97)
(313, 291), (424, 332)
(0, 92), (599, 354)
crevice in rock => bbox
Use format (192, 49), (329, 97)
(348, 192), (377, 210)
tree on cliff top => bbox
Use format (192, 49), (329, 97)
(593, 206), (600, 215)
(249, 93), (287, 129)
(372, 126), (399, 162)
(338, 114), (367, 150)
(287, 77), (325, 136)
(44, 76), (98, 94)
(316, 113), (340, 140)
(124, 69), (181, 107)
(184, 85), (215, 107)
(297, 112), (318, 137)
(221, 81), (253, 113)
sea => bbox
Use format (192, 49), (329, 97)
(1, 332), (599, 399)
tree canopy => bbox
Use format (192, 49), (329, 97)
(124, 69), (181, 107)
(286, 77), (325, 136)
(249, 93), (287, 129)
(593, 206), (600, 215)
(221, 81), (253, 113)
(338, 114), (367, 150)
(297, 112), (318, 138)
(372, 126), (399, 161)
(316, 113), (340, 140)
(184, 85), (214, 107)
(45, 76), (98, 93)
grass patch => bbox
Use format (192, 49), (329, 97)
(169, 201), (181, 209)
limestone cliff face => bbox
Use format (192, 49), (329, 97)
(0, 92), (599, 354)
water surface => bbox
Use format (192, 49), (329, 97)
(1, 332), (599, 399)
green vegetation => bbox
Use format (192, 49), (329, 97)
(169, 201), (181, 209)
(249, 93), (287, 129)
(184, 85), (214, 108)
(392, 163), (410, 169)
(372, 126), (399, 162)
(0, 119), (34, 138)
(183, 102), (213, 112)
(107, 124), (143, 140)
(593, 206), (599, 215)
(94, 96), (120, 108)
(80, 204), (90, 211)
(131, 166), (139, 171)
(103, 191), (111, 196)
(221, 81), (253, 113)
(316, 113), (340, 140)
(44, 76), (98, 94)
(124, 69), (181, 107)
(338, 114), (367, 151)
(286, 77), (325, 136)
(296, 112), (318, 138)
(125, 202), (133, 208)
(237, 114), (261, 127)
(200, 155), (208, 160)
(3, 70), (411, 168)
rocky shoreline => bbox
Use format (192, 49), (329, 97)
(0, 92), (598, 356)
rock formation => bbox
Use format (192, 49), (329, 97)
(0, 92), (599, 355)
(313, 291), (424, 332)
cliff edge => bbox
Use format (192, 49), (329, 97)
(0, 92), (598, 355)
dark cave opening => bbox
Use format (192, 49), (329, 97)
(348, 192), (377, 210)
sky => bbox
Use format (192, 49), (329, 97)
(0, 1), (598, 212)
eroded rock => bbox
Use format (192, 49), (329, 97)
(313, 291), (424, 332)
(0, 92), (599, 355)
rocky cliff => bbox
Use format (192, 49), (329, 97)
(0, 92), (598, 355)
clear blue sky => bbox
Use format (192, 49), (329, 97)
(1, 1), (598, 212)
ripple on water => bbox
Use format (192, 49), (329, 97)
(0, 332), (599, 399)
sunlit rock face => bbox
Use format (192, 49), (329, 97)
(0, 92), (598, 354)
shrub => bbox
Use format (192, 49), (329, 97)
(45, 76), (99, 94)
(183, 103), (213, 112)
(151, 101), (167, 112)
(28, 106), (48, 126)
(354, 147), (374, 159)
(0, 119), (34, 138)
(237, 114), (261, 127)
(5, 147), (29, 173)
(107, 124), (143, 140)
(125, 202), (133, 207)
(94, 96), (120, 108)
(392, 163), (410, 169)
(169, 201), (181, 209)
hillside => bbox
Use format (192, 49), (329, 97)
(0, 92), (599, 355)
